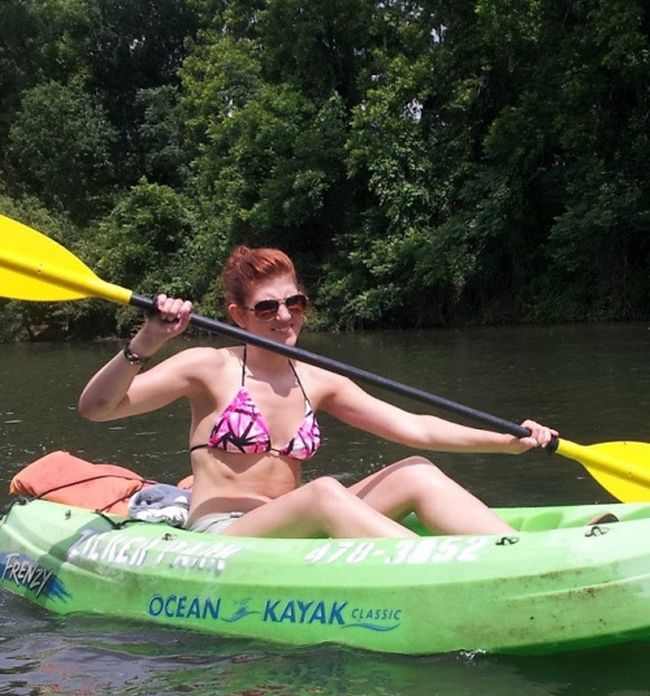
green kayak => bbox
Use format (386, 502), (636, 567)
(2, 497), (650, 655)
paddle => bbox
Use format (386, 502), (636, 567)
(1, 213), (648, 502)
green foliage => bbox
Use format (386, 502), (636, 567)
(7, 78), (118, 220)
(2, 0), (650, 341)
(258, 0), (372, 104)
(181, 29), (350, 273)
(86, 0), (200, 182)
(135, 85), (193, 187)
(0, 0), (97, 142)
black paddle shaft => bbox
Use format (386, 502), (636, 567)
(131, 294), (530, 439)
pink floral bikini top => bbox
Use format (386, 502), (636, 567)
(190, 348), (321, 461)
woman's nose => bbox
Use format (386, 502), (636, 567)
(276, 303), (293, 320)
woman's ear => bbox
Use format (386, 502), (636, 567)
(228, 303), (247, 328)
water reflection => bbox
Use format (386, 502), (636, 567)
(4, 605), (650, 696)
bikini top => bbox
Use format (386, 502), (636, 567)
(189, 347), (321, 461)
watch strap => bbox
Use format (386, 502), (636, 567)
(123, 342), (149, 366)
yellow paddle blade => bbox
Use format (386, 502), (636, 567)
(0, 215), (131, 304)
(556, 439), (650, 503)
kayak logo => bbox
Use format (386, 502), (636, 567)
(146, 594), (402, 632)
(148, 594), (223, 620)
(263, 598), (347, 625)
(263, 598), (402, 631)
(0, 551), (70, 601)
(147, 594), (259, 622)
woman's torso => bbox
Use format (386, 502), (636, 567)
(185, 346), (321, 521)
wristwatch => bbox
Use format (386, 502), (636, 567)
(122, 342), (149, 366)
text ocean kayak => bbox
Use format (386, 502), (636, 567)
(2, 497), (650, 655)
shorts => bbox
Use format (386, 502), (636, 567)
(187, 511), (245, 535)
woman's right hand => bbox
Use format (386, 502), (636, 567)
(131, 294), (193, 356)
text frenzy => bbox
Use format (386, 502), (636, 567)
(1, 552), (54, 597)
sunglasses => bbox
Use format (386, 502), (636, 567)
(244, 293), (309, 320)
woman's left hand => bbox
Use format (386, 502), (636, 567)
(512, 419), (559, 453)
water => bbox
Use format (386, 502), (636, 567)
(2, 323), (650, 695)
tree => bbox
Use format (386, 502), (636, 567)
(181, 30), (350, 278)
(136, 85), (192, 188)
(7, 79), (118, 220)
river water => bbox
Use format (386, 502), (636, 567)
(1, 323), (650, 695)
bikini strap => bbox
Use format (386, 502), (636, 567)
(288, 360), (310, 403)
(242, 347), (309, 404)
(241, 345), (247, 386)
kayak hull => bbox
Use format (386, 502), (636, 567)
(2, 498), (650, 655)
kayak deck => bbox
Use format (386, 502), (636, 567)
(2, 498), (650, 655)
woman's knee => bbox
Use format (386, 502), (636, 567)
(388, 456), (446, 479)
(302, 476), (356, 515)
(304, 476), (348, 499)
(395, 455), (434, 467)
(381, 458), (458, 501)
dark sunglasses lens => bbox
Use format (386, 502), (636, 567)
(252, 295), (307, 319)
(285, 294), (307, 313)
(253, 299), (280, 319)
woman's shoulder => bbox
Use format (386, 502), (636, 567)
(296, 361), (353, 400)
(168, 345), (243, 373)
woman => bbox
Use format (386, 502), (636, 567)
(79, 246), (557, 538)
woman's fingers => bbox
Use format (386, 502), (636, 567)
(519, 419), (558, 448)
(155, 295), (193, 331)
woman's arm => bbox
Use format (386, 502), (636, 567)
(319, 372), (556, 454)
(78, 295), (195, 421)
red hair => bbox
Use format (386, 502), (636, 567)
(222, 246), (300, 305)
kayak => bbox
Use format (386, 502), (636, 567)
(2, 497), (650, 655)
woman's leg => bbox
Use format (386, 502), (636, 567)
(348, 456), (513, 535)
(223, 476), (417, 538)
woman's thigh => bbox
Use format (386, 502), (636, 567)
(347, 456), (439, 517)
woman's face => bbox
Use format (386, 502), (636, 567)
(229, 274), (306, 345)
